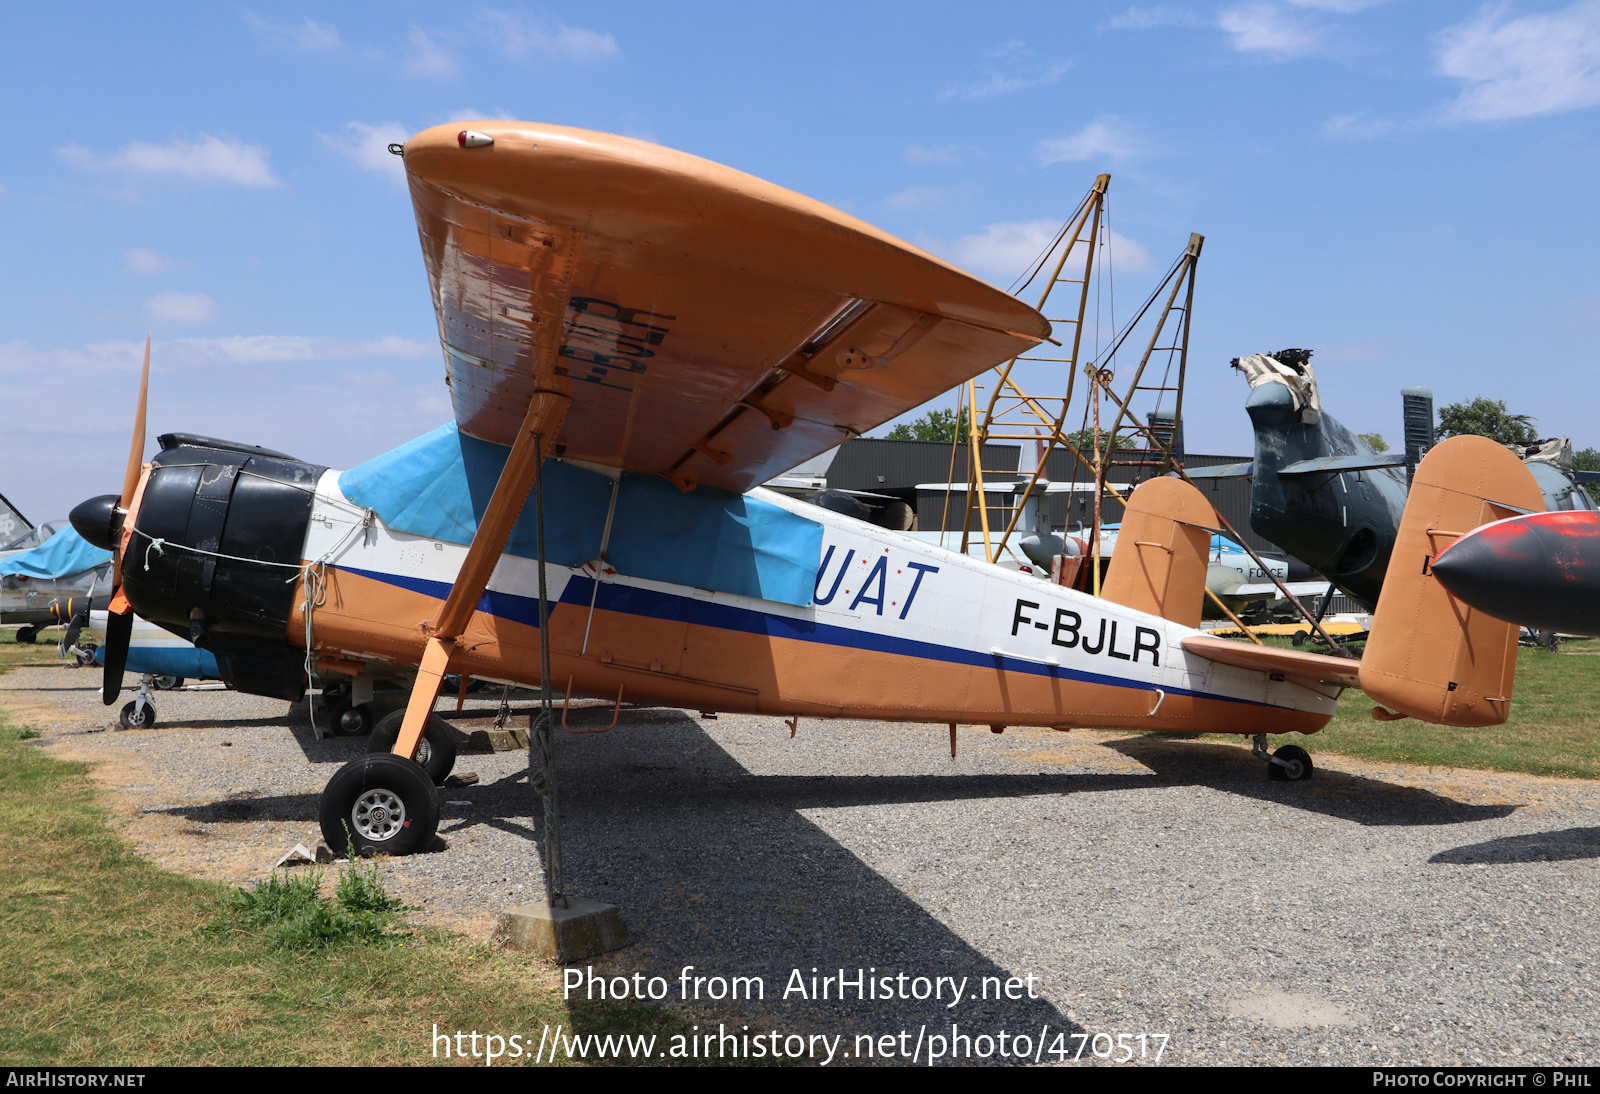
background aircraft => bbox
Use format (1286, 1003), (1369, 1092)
(1190, 349), (1595, 613)
(1, 526), (111, 643)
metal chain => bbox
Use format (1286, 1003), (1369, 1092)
(529, 434), (566, 907)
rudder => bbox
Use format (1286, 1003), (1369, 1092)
(1358, 435), (1544, 726)
(1101, 477), (1216, 628)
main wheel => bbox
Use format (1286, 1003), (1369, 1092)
(327, 699), (373, 737)
(15, 626), (36, 645)
(151, 675), (183, 691)
(1267, 744), (1313, 782)
(319, 753), (440, 857)
(367, 709), (457, 785)
(1291, 630), (1309, 648)
(119, 700), (156, 730)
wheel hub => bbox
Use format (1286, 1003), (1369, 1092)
(352, 788), (406, 841)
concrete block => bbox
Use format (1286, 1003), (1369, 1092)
(464, 727), (529, 753)
(494, 897), (629, 961)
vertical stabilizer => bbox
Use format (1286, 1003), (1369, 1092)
(1100, 477), (1215, 628)
(1359, 435), (1543, 726)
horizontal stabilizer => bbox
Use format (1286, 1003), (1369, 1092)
(1278, 453), (1406, 476)
(1232, 580), (1335, 598)
(1184, 461), (1253, 480)
(1181, 635), (1359, 688)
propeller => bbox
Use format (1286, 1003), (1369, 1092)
(100, 335), (150, 705)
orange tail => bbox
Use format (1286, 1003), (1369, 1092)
(1358, 435), (1544, 726)
(1101, 477), (1216, 628)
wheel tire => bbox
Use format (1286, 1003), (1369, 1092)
(319, 753), (440, 857)
(327, 700), (373, 737)
(15, 627), (36, 645)
(151, 675), (183, 691)
(73, 644), (98, 667)
(367, 709), (458, 785)
(1267, 744), (1313, 782)
(119, 701), (156, 730)
(1291, 630), (1309, 648)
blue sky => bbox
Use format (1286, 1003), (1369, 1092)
(2, 1), (1598, 521)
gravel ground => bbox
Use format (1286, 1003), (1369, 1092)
(7, 662), (1599, 1067)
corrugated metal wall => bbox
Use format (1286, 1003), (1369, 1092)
(822, 438), (1270, 551)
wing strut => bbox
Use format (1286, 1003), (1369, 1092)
(388, 390), (572, 763)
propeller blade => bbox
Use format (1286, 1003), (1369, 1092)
(101, 599), (133, 706)
(120, 334), (150, 509)
(113, 335), (150, 588)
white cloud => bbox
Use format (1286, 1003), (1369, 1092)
(904, 143), (979, 164)
(1218, 3), (1323, 58)
(885, 186), (947, 210)
(941, 43), (1071, 100)
(1436, 1), (1600, 122)
(60, 135), (278, 187)
(406, 28), (457, 78)
(475, 10), (620, 60)
(321, 121), (410, 180)
(1323, 111), (1395, 138)
(943, 62), (1072, 100)
(1105, 6), (1203, 30)
(943, 219), (1154, 280)
(1287, 0), (1385, 11)
(0, 335), (432, 378)
(144, 292), (217, 325)
(244, 14), (342, 51)
(167, 335), (431, 365)
(124, 248), (168, 275)
(1037, 117), (1145, 164)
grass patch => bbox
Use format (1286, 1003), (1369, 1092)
(1310, 640), (1600, 778)
(0, 658), (702, 1066)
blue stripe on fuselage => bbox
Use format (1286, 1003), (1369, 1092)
(332, 564), (1279, 709)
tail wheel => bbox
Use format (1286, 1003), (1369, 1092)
(319, 753), (440, 857)
(328, 699), (374, 737)
(1267, 744), (1313, 782)
(367, 709), (458, 785)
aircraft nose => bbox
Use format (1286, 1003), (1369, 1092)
(1244, 380), (1298, 429)
(1431, 513), (1600, 636)
(70, 494), (123, 552)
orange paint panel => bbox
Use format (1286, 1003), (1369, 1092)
(299, 568), (1328, 737)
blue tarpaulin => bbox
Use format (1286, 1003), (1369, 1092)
(338, 423), (823, 606)
(0, 527), (111, 580)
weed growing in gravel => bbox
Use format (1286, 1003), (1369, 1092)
(207, 859), (413, 951)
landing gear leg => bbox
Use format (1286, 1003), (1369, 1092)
(1252, 733), (1313, 781)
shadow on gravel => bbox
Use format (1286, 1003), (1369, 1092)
(1102, 736), (1517, 827)
(1430, 826), (1600, 864)
(516, 706), (1078, 1061)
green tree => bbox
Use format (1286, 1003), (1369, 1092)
(1574, 447), (1600, 503)
(1064, 428), (1137, 456)
(1357, 432), (1389, 452)
(886, 406), (970, 442)
(1437, 397), (1538, 445)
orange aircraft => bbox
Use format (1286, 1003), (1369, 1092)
(69, 123), (1545, 857)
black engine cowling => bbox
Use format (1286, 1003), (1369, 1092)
(121, 434), (326, 700)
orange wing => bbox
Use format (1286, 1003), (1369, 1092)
(401, 122), (1050, 493)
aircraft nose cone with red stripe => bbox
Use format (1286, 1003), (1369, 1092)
(1430, 510), (1600, 636)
